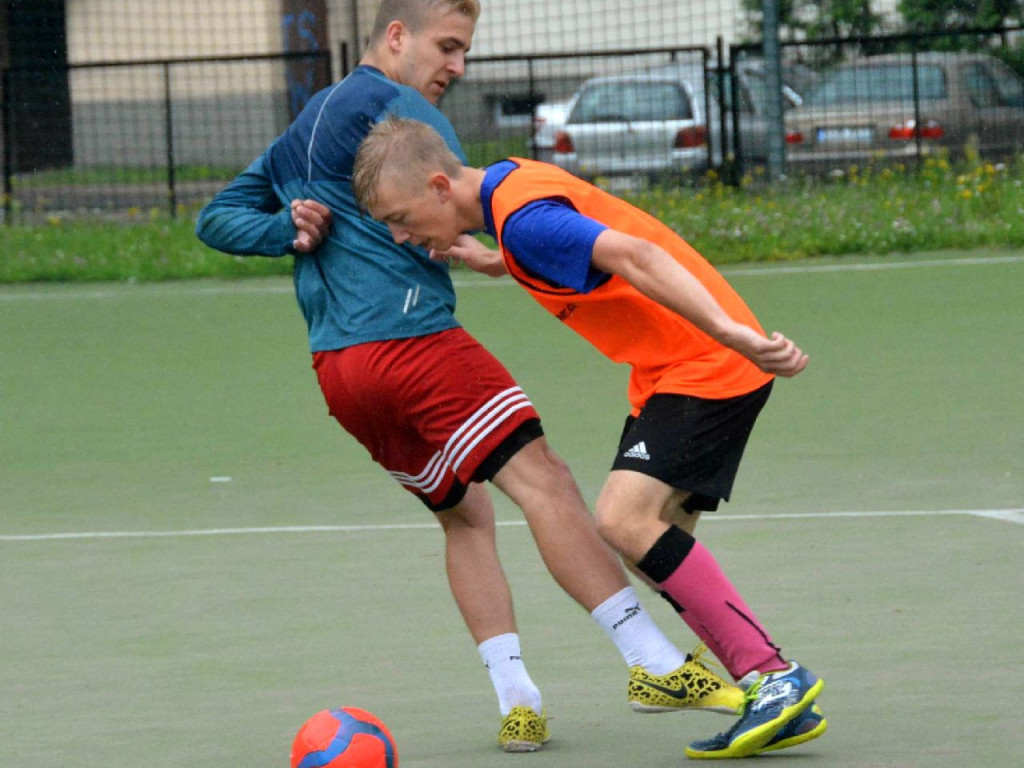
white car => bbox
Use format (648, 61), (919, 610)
(530, 98), (572, 164)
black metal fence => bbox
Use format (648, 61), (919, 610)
(2, 49), (336, 222)
(448, 24), (1024, 190)
(2, 22), (1023, 223)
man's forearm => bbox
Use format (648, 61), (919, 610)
(195, 158), (296, 257)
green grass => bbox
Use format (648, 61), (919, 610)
(10, 164), (245, 187)
(1, 255), (1022, 767)
(0, 214), (294, 282)
(625, 153), (1024, 263)
(463, 136), (531, 167)
(2, 153), (1024, 283)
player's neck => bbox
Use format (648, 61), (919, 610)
(359, 45), (395, 81)
(458, 167), (487, 231)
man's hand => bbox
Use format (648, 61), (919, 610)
(727, 327), (809, 377)
(290, 199), (332, 253)
(430, 234), (509, 278)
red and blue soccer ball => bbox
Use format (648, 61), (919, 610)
(290, 707), (399, 768)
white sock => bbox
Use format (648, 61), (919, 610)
(591, 586), (688, 674)
(477, 633), (543, 716)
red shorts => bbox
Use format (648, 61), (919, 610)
(312, 327), (541, 510)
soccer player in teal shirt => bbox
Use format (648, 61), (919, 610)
(197, 0), (743, 752)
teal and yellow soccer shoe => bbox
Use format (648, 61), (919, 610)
(760, 702), (827, 753)
(685, 661), (824, 759)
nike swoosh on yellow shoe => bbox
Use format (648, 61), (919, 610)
(628, 645), (744, 715)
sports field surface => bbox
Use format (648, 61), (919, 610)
(2, 250), (1022, 767)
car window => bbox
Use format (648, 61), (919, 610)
(570, 81), (693, 123)
(715, 70), (755, 113)
(715, 66), (807, 113)
(989, 63), (1024, 107)
(781, 64), (822, 101)
(806, 63), (947, 105)
(964, 64), (1001, 107)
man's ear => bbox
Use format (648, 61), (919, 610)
(383, 20), (406, 53)
(428, 172), (453, 202)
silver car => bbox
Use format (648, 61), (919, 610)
(551, 64), (710, 180)
(785, 52), (1024, 169)
(551, 60), (817, 181)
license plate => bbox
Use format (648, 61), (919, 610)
(816, 127), (873, 143)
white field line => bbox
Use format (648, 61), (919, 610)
(1, 508), (1020, 542)
(1, 254), (1023, 303)
(721, 253), (1024, 277)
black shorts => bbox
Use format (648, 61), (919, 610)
(611, 381), (773, 512)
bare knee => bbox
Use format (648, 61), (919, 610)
(594, 472), (682, 563)
(594, 487), (657, 562)
(491, 436), (583, 510)
(436, 483), (495, 535)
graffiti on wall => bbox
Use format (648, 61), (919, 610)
(281, 0), (331, 118)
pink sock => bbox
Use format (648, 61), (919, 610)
(649, 532), (786, 680)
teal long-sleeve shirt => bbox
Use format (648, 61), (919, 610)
(195, 66), (463, 352)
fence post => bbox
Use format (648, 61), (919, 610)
(2, 67), (12, 225)
(729, 45), (746, 186)
(163, 62), (177, 219)
(910, 44), (922, 166)
(761, 0), (786, 180)
(339, 41), (350, 78)
(715, 36), (733, 184)
(349, 0), (361, 65)
(527, 57), (538, 160)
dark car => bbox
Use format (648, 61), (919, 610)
(785, 52), (1024, 169)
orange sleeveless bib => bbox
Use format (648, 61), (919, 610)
(489, 159), (772, 411)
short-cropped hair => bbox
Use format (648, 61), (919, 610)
(353, 117), (463, 213)
(368, 0), (481, 43)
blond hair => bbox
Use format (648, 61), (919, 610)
(353, 117), (464, 213)
(368, 0), (481, 43)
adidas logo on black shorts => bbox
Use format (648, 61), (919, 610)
(623, 441), (651, 460)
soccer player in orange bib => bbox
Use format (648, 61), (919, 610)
(352, 117), (828, 760)
(197, 1), (752, 754)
